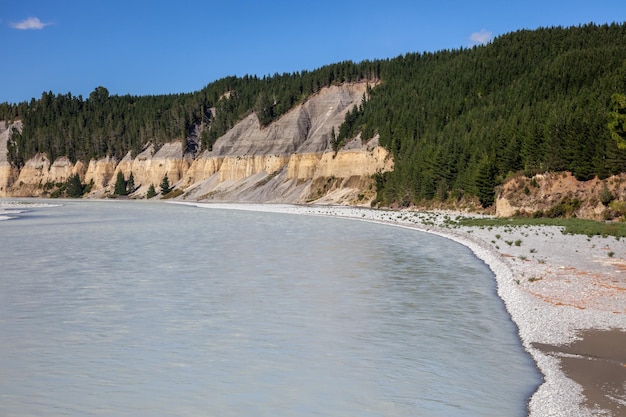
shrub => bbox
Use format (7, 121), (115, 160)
(162, 189), (184, 199)
(608, 200), (626, 220)
(545, 197), (581, 218)
(599, 184), (614, 206)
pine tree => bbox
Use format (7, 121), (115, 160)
(65, 174), (85, 198)
(114, 171), (127, 195)
(160, 174), (172, 195)
(254, 92), (274, 127)
(146, 184), (157, 199)
(126, 172), (135, 194)
(475, 156), (497, 208)
(608, 93), (626, 149)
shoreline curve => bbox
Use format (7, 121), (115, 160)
(176, 202), (626, 417)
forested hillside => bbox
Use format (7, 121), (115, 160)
(342, 23), (626, 207)
(2, 23), (626, 207)
(0, 62), (380, 164)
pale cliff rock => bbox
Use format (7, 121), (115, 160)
(181, 136), (392, 205)
(1, 121), (90, 196)
(496, 172), (626, 219)
(0, 122), (18, 197)
(84, 156), (117, 189)
(210, 84), (368, 156)
(11, 154), (51, 196)
(287, 139), (392, 181)
(10, 154), (86, 196)
(49, 157), (84, 183)
(176, 84), (391, 204)
(2, 83), (393, 204)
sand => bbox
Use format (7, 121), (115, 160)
(177, 202), (626, 417)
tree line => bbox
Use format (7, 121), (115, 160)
(1, 23), (626, 207)
(0, 61), (381, 166)
(337, 23), (626, 206)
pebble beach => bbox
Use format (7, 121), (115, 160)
(3, 199), (624, 416)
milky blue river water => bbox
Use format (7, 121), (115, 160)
(0, 200), (540, 416)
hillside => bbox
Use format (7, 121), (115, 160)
(2, 23), (626, 214)
(0, 84), (392, 205)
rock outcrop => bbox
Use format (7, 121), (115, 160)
(0, 122), (18, 197)
(496, 172), (626, 220)
(0, 83), (394, 205)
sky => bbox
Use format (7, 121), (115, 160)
(1, 0), (625, 104)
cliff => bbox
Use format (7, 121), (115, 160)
(0, 122), (18, 198)
(0, 83), (393, 205)
(496, 172), (626, 220)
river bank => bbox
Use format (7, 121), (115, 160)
(3, 198), (624, 415)
(180, 202), (626, 417)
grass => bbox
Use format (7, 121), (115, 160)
(161, 189), (184, 199)
(455, 217), (626, 238)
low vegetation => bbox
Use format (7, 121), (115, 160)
(455, 216), (626, 238)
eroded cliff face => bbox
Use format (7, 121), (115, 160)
(496, 172), (626, 220)
(1, 83), (394, 205)
(181, 136), (392, 204)
(0, 122), (18, 197)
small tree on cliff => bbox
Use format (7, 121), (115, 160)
(65, 174), (85, 198)
(160, 174), (172, 195)
(126, 172), (135, 194)
(146, 184), (157, 199)
(254, 92), (274, 127)
(114, 171), (127, 195)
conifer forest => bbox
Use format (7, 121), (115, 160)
(2, 23), (626, 207)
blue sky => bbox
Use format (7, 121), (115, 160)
(2, 0), (624, 104)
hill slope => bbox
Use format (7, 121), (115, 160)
(0, 84), (393, 204)
(2, 23), (626, 212)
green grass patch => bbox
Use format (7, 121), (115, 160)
(162, 189), (184, 199)
(455, 217), (626, 238)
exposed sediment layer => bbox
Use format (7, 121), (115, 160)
(0, 122), (18, 198)
(0, 83), (392, 204)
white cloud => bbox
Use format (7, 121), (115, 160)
(10, 17), (52, 30)
(469, 29), (493, 45)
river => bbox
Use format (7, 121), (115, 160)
(0, 200), (540, 416)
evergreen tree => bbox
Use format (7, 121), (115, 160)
(114, 171), (127, 195)
(160, 174), (172, 195)
(475, 156), (497, 208)
(146, 184), (157, 199)
(65, 174), (85, 198)
(126, 172), (135, 194)
(608, 93), (626, 149)
(254, 92), (274, 127)
(330, 127), (338, 150)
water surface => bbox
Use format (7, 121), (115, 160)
(0, 200), (539, 416)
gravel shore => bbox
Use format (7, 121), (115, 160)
(182, 202), (626, 417)
(4, 199), (622, 414)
